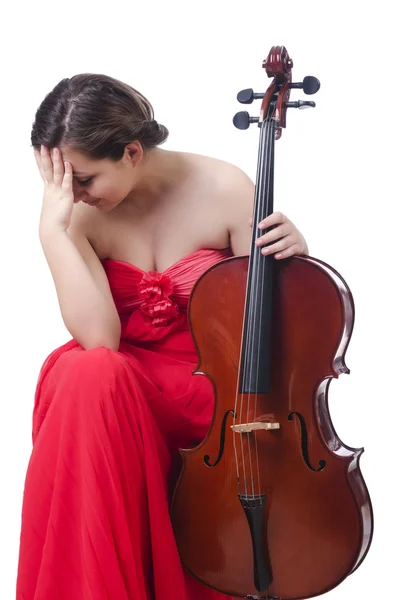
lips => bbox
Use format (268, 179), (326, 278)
(84, 199), (99, 206)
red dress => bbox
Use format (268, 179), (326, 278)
(16, 247), (237, 600)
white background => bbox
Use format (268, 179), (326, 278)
(1, 1), (395, 598)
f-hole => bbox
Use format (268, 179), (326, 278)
(288, 411), (326, 472)
(204, 409), (236, 467)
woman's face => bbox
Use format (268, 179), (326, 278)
(60, 143), (143, 212)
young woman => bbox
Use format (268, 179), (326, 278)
(16, 73), (309, 600)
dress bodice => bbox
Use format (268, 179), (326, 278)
(101, 247), (234, 343)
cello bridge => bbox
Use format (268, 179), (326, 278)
(230, 422), (280, 433)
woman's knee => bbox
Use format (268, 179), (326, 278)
(56, 345), (124, 370)
(48, 346), (129, 400)
(34, 346), (134, 441)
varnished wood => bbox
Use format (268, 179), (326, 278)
(171, 255), (373, 599)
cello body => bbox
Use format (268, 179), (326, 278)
(171, 255), (373, 599)
(170, 46), (374, 599)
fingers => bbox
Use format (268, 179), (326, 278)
(62, 160), (73, 192)
(249, 211), (301, 259)
(255, 222), (289, 247)
(258, 211), (288, 229)
(52, 148), (65, 185)
(39, 145), (54, 184)
(273, 245), (299, 260)
(249, 212), (287, 229)
(34, 145), (68, 189)
(258, 235), (295, 257)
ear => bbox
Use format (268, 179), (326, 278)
(124, 141), (144, 166)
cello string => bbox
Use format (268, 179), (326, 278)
(234, 113), (266, 497)
(248, 118), (266, 497)
(250, 115), (273, 500)
(233, 109), (274, 499)
(244, 115), (269, 497)
(253, 115), (274, 500)
(232, 242), (251, 496)
(242, 117), (264, 497)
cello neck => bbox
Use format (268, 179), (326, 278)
(239, 118), (276, 395)
(253, 118), (275, 231)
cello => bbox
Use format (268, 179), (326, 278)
(170, 46), (374, 599)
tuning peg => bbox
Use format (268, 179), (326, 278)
(233, 111), (260, 129)
(284, 100), (316, 109)
(237, 89), (265, 104)
(289, 76), (320, 95)
(302, 76), (320, 94)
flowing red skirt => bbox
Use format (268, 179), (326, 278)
(15, 334), (236, 600)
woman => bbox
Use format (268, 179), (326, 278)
(16, 73), (309, 600)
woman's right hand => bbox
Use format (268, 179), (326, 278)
(34, 145), (75, 235)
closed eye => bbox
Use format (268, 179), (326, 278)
(79, 177), (93, 186)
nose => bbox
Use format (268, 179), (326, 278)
(72, 181), (88, 203)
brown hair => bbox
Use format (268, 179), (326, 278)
(30, 73), (169, 161)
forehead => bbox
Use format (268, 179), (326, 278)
(60, 147), (104, 174)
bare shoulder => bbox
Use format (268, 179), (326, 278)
(193, 152), (254, 204)
(190, 153), (254, 255)
(189, 152), (253, 185)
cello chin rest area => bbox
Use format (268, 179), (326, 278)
(230, 422), (280, 433)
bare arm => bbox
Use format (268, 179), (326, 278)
(40, 228), (121, 351)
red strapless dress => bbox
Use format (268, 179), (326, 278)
(16, 247), (238, 600)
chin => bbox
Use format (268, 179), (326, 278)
(96, 201), (117, 213)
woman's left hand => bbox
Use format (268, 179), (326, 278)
(249, 212), (309, 260)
